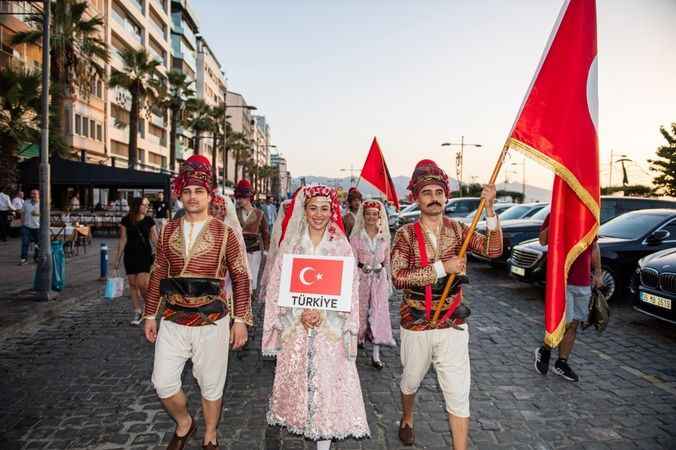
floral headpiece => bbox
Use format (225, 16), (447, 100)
(362, 200), (382, 215)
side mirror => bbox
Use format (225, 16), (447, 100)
(647, 229), (670, 244)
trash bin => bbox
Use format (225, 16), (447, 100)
(51, 240), (65, 291)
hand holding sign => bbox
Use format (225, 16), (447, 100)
(279, 254), (355, 312)
(301, 309), (322, 331)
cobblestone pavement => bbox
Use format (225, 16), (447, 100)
(1, 262), (675, 449)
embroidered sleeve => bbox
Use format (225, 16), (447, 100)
(224, 227), (253, 325)
(144, 226), (169, 319)
(461, 217), (503, 258)
(390, 226), (437, 289)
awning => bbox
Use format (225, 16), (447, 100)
(17, 143), (39, 159)
(18, 156), (171, 190)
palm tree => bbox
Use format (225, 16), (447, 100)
(109, 48), (161, 170)
(155, 70), (194, 172)
(208, 104), (226, 183)
(185, 98), (214, 156)
(12, 0), (108, 145)
(233, 140), (253, 183)
(258, 164), (274, 196)
(0, 67), (41, 185)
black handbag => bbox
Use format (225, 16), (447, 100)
(582, 287), (610, 332)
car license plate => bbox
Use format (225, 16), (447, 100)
(640, 291), (672, 310)
(511, 266), (526, 277)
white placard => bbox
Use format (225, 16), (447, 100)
(278, 253), (355, 312)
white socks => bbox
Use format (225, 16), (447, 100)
(373, 345), (380, 362)
(317, 440), (331, 450)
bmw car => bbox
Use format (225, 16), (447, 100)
(634, 247), (676, 324)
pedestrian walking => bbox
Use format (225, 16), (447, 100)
(152, 192), (170, 230)
(262, 184), (370, 449)
(262, 195), (277, 235)
(534, 213), (603, 382)
(12, 190), (24, 213)
(391, 159), (502, 449)
(349, 199), (395, 369)
(113, 197), (157, 325)
(234, 179), (270, 297)
(142, 155), (251, 449)
(342, 187), (362, 236)
(19, 189), (40, 264)
(0, 185), (14, 242)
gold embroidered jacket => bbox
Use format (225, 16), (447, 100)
(144, 217), (252, 326)
(391, 217), (503, 330)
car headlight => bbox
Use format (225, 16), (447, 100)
(637, 257), (645, 269)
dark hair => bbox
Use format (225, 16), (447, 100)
(127, 197), (145, 223)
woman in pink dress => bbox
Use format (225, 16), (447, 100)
(263, 185), (370, 450)
(349, 200), (395, 369)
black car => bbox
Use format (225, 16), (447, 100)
(476, 196), (676, 265)
(509, 209), (676, 302)
(634, 248), (676, 324)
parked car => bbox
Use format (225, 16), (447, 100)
(496, 203), (549, 221)
(509, 208), (676, 302)
(476, 196), (676, 266)
(393, 197), (481, 229)
(634, 248), (676, 324)
(457, 203), (514, 224)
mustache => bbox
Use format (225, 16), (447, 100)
(426, 201), (443, 208)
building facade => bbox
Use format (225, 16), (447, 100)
(270, 152), (291, 201)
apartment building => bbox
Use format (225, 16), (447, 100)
(271, 152), (291, 201)
(225, 90), (254, 182)
(0, 1), (42, 71)
(195, 35), (225, 181)
(252, 115), (271, 192)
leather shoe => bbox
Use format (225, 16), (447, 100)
(399, 421), (415, 446)
(202, 441), (219, 450)
(167, 416), (196, 450)
(371, 358), (384, 370)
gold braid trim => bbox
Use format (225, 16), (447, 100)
(508, 137), (600, 348)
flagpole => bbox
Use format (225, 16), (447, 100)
(431, 141), (511, 325)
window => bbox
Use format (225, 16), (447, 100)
(659, 219), (676, 240)
(75, 114), (82, 135)
(96, 124), (103, 141)
(82, 117), (89, 137)
(96, 80), (103, 98)
(90, 119), (96, 138)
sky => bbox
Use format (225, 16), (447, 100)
(198, 0), (676, 190)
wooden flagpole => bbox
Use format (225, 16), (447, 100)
(431, 141), (512, 325)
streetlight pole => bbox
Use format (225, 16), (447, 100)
(441, 136), (482, 196)
(35, 0), (53, 300)
(339, 165), (359, 186)
(511, 159), (526, 201)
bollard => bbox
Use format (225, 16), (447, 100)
(100, 243), (108, 280)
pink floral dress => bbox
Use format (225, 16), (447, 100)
(262, 229), (370, 441)
(350, 230), (395, 346)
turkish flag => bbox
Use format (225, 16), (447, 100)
(290, 257), (343, 296)
(507, 0), (600, 348)
(360, 137), (400, 210)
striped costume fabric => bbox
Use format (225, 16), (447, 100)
(144, 217), (252, 326)
(391, 218), (503, 331)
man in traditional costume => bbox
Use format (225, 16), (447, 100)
(143, 155), (252, 450)
(342, 187), (363, 236)
(262, 185), (370, 450)
(391, 159), (502, 449)
(349, 199), (395, 369)
(234, 179), (270, 296)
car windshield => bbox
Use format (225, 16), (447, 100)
(599, 212), (667, 239)
(499, 205), (531, 220)
(400, 203), (418, 214)
(530, 206), (551, 221)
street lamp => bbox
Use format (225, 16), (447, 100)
(511, 159), (526, 200)
(441, 136), (482, 196)
(339, 165), (359, 186)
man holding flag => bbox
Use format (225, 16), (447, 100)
(503, 0), (602, 376)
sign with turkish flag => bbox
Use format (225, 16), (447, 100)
(278, 254), (355, 312)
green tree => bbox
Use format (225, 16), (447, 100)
(12, 0), (108, 147)
(208, 104), (226, 183)
(601, 185), (655, 197)
(109, 48), (161, 170)
(648, 123), (676, 196)
(155, 70), (194, 172)
(0, 67), (41, 185)
(185, 98), (214, 156)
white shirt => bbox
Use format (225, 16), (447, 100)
(22, 201), (40, 229)
(183, 218), (207, 254)
(12, 197), (24, 211)
(0, 193), (12, 211)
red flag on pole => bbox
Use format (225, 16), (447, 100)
(507, 0), (600, 347)
(359, 137), (400, 210)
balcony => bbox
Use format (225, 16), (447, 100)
(148, 46), (166, 67)
(151, 0), (167, 14)
(149, 17), (167, 42)
(111, 7), (144, 47)
(128, 0), (144, 15)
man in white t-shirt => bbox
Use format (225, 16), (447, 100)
(20, 189), (40, 264)
(0, 186), (13, 242)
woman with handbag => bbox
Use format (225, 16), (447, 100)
(114, 196), (158, 325)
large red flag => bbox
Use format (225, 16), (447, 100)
(359, 137), (400, 210)
(507, 0), (600, 347)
